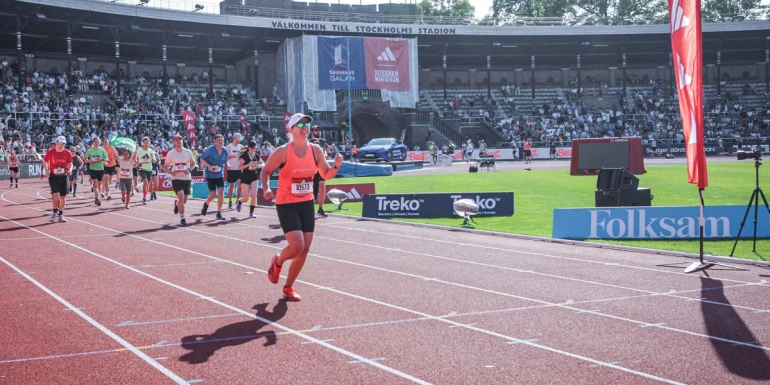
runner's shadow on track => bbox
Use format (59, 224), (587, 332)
(261, 235), (285, 244)
(69, 208), (124, 217)
(268, 224), (281, 230)
(700, 276), (770, 379)
(179, 301), (288, 364)
(113, 224), (178, 237)
(202, 218), (241, 227)
(0, 222), (55, 232)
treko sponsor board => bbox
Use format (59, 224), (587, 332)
(552, 206), (770, 239)
(363, 192), (514, 218)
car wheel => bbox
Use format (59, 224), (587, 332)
(387, 151), (393, 162)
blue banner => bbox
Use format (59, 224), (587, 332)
(318, 37), (366, 90)
(552, 205), (770, 239)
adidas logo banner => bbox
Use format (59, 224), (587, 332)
(364, 38), (410, 90)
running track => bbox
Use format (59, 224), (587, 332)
(1, 181), (770, 384)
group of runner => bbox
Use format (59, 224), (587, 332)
(35, 113), (339, 301)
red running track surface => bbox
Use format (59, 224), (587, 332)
(1, 181), (770, 384)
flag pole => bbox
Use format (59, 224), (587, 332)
(347, 37), (353, 161)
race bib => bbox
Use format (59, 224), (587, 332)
(91, 156), (101, 162)
(141, 159), (151, 164)
(290, 178), (313, 196)
(119, 169), (130, 178)
(53, 167), (65, 175)
(174, 163), (188, 172)
(211, 165), (221, 173)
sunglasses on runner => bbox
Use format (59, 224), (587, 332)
(294, 122), (311, 128)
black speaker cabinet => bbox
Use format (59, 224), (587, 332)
(595, 188), (652, 207)
(596, 168), (639, 191)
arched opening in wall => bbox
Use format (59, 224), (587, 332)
(481, 77), (488, 86)
(142, 71), (151, 78)
(742, 71), (751, 80)
(50, 67), (58, 74)
(435, 76), (444, 86)
(500, 77), (508, 85)
(454, 77), (462, 86)
(546, 76), (555, 84)
(722, 72), (731, 81)
(641, 74), (650, 83)
(350, 113), (392, 146)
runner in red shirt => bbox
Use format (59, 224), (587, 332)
(43, 136), (73, 223)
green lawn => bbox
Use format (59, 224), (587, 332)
(324, 162), (769, 262)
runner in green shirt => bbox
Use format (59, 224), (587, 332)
(84, 138), (108, 206)
(135, 137), (157, 203)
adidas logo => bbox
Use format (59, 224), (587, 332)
(670, 0), (691, 33)
(377, 47), (396, 62)
(346, 188), (362, 200)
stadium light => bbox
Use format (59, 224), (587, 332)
(221, 32), (230, 37)
(178, 34), (194, 38)
(138, 0), (150, 5)
(248, 8), (258, 15)
(35, 12), (46, 19)
(82, 25), (100, 30)
(131, 24), (140, 30)
(193, 4), (204, 11)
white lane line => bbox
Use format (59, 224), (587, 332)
(315, 220), (769, 285)
(135, 261), (224, 269)
(116, 313), (242, 327)
(2, 198), (688, 384)
(8, 192), (770, 351)
(0, 210), (431, 385)
(0, 255), (188, 385)
(135, 202), (770, 313)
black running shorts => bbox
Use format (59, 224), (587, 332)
(89, 170), (104, 181)
(172, 179), (191, 195)
(206, 177), (225, 192)
(48, 176), (68, 196)
(276, 200), (315, 234)
(226, 170), (242, 184)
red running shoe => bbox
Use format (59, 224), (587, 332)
(267, 255), (281, 284)
(282, 286), (301, 302)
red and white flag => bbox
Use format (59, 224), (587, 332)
(282, 111), (292, 134)
(182, 110), (197, 148)
(239, 112), (249, 135)
(670, 0), (708, 189)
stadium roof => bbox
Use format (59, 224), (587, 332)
(1, 0), (767, 69)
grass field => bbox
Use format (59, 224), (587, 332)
(322, 161), (769, 262)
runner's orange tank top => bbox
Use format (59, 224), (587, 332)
(276, 142), (317, 205)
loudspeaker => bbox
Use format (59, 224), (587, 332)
(469, 166), (478, 173)
(596, 168), (639, 191)
(595, 188), (652, 207)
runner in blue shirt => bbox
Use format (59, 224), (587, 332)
(199, 134), (229, 220)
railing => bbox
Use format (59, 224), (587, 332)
(432, 117), (462, 144)
(93, 0), (704, 27)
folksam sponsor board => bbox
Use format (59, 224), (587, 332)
(362, 192), (514, 218)
(552, 206), (770, 239)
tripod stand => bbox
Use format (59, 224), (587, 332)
(730, 157), (770, 256)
